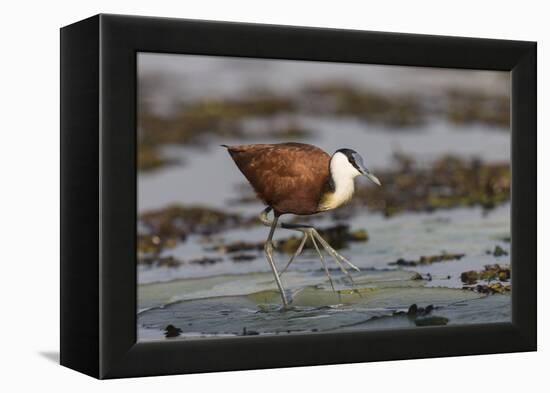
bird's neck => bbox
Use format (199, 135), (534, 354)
(318, 172), (356, 211)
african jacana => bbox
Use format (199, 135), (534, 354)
(224, 142), (381, 306)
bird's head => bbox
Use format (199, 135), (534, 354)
(331, 148), (381, 186)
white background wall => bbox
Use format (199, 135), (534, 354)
(0, 0), (546, 391)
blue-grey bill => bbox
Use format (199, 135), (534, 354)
(353, 152), (381, 186)
(366, 172), (382, 186)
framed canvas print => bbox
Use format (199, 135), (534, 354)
(60, 14), (536, 379)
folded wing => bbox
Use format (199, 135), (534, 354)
(226, 143), (331, 215)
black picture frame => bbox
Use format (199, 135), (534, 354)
(60, 14), (537, 379)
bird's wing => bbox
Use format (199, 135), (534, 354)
(227, 143), (331, 214)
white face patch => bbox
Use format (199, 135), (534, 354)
(318, 152), (362, 211)
(330, 151), (362, 180)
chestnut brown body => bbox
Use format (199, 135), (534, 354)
(226, 143), (331, 215)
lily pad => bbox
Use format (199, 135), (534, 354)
(138, 269), (421, 309)
(137, 269), (494, 340)
(336, 293), (510, 332)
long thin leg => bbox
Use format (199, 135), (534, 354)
(263, 212), (288, 307)
(279, 221), (359, 273)
(279, 229), (351, 282)
(278, 222), (358, 280)
(314, 233), (361, 272)
(310, 234), (335, 292)
(258, 207), (360, 295)
(280, 234), (307, 275)
(311, 230), (358, 285)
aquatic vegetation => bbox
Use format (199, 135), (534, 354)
(142, 94), (295, 144)
(355, 153), (510, 216)
(136, 90), (308, 172)
(470, 282), (511, 295)
(279, 225), (368, 252)
(138, 234), (164, 255)
(137, 94), (299, 172)
(137, 255), (184, 268)
(490, 245), (509, 257)
(138, 144), (176, 172)
(138, 270), (490, 338)
(480, 264), (511, 281)
(302, 83), (425, 127)
(137, 80), (510, 172)
(156, 256), (182, 268)
(461, 264), (511, 285)
(392, 303), (435, 317)
(137, 235), (180, 263)
(460, 270), (479, 285)
(189, 256), (223, 265)
(231, 253), (257, 262)
(211, 241), (264, 254)
(445, 88), (510, 128)
(214, 224), (369, 255)
(240, 327), (260, 336)
(268, 123), (311, 139)
(301, 82), (510, 130)
(461, 264), (511, 294)
(140, 204), (251, 238)
(138, 204), (255, 264)
(390, 252), (465, 267)
(414, 316), (450, 326)
(164, 324), (182, 338)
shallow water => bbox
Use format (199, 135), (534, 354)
(137, 203), (511, 340)
(138, 203), (510, 283)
